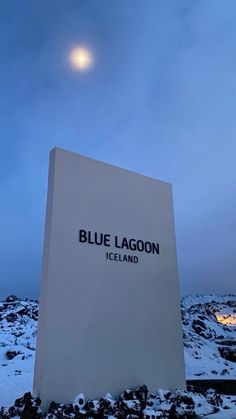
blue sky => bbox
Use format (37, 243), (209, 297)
(0, 0), (236, 298)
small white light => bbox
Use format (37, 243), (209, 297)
(69, 47), (93, 71)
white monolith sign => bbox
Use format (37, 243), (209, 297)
(34, 147), (185, 409)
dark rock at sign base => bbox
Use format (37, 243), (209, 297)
(85, 399), (102, 416)
(48, 400), (61, 413)
(120, 389), (136, 401)
(134, 384), (148, 406)
(0, 393), (42, 419)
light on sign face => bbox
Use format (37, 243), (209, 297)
(69, 47), (93, 71)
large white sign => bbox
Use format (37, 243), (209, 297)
(34, 148), (185, 409)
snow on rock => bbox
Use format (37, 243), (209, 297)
(0, 296), (38, 407)
(73, 393), (85, 408)
(182, 294), (236, 379)
(1, 385), (236, 418)
(1, 294), (236, 416)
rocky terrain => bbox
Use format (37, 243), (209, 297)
(0, 295), (38, 406)
(1, 385), (236, 418)
(182, 295), (236, 379)
(0, 294), (236, 417)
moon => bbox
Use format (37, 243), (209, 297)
(69, 47), (93, 71)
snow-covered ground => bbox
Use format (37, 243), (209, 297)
(182, 295), (236, 380)
(0, 296), (37, 406)
(0, 294), (236, 417)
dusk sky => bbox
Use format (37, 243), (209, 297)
(0, 0), (236, 299)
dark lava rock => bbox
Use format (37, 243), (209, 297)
(205, 389), (223, 407)
(17, 308), (29, 316)
(219, 346), (236, 362)
(48, 400), (61, 413)
(0, 392), (42, 419)
(85, 399), (103, 416)
(100, 394), (117, 416)
(0, 385), (230, 418)
(119, 398), (141, 416)
(134, 385), (148, 407)
(6, 295), (19, 303)
(192, 319), (212, 339)
(6, 313), (17, 323)
(192, 319), (206, 331)
(221, 368), (229, 375)
(6, 350), (19, 360)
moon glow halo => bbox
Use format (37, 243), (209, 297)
(69, 47), (93, 71)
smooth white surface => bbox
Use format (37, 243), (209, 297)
(34, 148), (185, 409)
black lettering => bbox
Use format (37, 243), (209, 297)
(145, 241), (152, 253)
(114, 253), (118, 261)
(104, 234), (111, 247)
(88, 231), (94, 244)
(129, 239), (136, 251)
(121, 237), (129, 249)
(128, 255), (133, 262)
(137, 240), (144, 252)
(115, 235), (121, 248)
(134, 256), (138, 263)
(152, 243), (160, 254)
(94, 232), (103, 245)
(79, 230), (87, 243)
